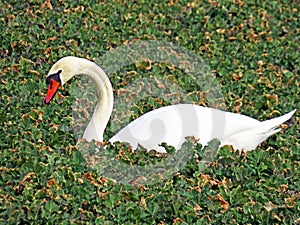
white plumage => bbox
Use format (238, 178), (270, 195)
(45, 56), (296, 153)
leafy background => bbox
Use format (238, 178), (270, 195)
(0, 0), (299, 224)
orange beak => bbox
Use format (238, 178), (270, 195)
(44, 78), (61, 104)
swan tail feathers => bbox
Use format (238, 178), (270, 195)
(259, 109), (296, 132)
(250, 109), (296, 139)
(221, 110), (296, 151)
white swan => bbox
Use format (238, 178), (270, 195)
(44, 56), (296, 153)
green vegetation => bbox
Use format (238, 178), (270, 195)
(0, 0), (299, 224)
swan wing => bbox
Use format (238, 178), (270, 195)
(109, 104), (267, 152)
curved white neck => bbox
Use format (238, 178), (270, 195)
(81, 62), (114, 142)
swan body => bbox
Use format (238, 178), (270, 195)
(45, 56), (296, 153)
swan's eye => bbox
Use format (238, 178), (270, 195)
(46, 70), (62, 85)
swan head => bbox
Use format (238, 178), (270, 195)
(44, 56), (93, 103)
